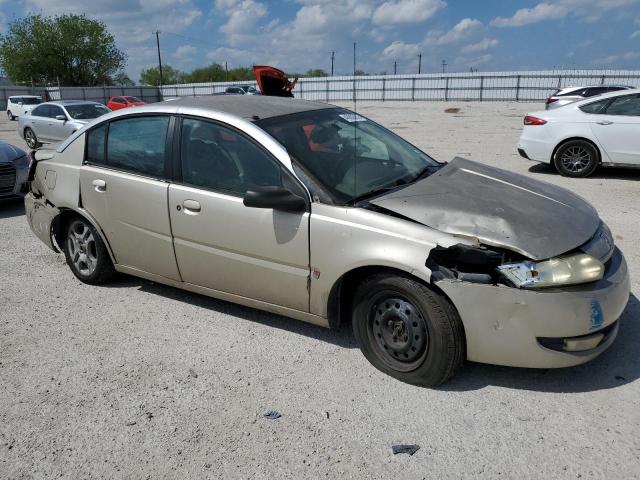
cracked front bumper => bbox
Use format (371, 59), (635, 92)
(436, 248), (630, 368)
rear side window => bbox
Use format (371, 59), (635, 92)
(106, 116), (169, 177)
(604, 95), (640, 116)
(579, 99), (609, 114)
(583, 87), (609, 97)
(31, 105), (46, 117)
(86, 124), (106, 165)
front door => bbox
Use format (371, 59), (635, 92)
(168, 117), (310, 311)
(79, 115), (181, 280)
(590, 93), (640, 165)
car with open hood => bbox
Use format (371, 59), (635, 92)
(23, 96), (629, 386)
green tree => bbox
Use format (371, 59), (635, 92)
(112, 72), (135, 86)
(139, 65), (186, 86)
(183, 64), (254, 83)
(304, 69), (328, 77)
(0, 14), (127, 86)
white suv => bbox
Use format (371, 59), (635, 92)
(6, 96), (43, 120)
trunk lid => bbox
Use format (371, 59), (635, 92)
(370, 157), (599, 260)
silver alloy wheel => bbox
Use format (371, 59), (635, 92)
(560, 145), (591, 173)
(67, 220), (98, 277)
(24, 129), (37, 149)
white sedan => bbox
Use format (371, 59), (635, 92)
(518, 89), (640, 177)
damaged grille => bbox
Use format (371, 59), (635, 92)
(580, 222), (614, 264)
(0, 163), (16, 196)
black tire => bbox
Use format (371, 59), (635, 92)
(63, 216), (115, 285)
(7, 110), (15, 121)
(554, 140), (599, 177)
(23, 127), (41, 149)
(352, 273), (465, 387)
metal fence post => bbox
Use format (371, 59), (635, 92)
(444, 76), (449, 101)
(557, 75), (562, 89)
(516, 75), (521, 101)
(326, 79), (329, 102)
(193, 86), (196, 97)
(82, 87), (86, 100)
(601, 74), (605, 85)
(382, 78), (386, 102)
(411, 78), (416, 101)
(479, 76), (484, 102)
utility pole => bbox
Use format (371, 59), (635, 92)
(394, 60), (397, 75)
(441, 59), (447, 73)
(331, 51), (335, 76)
(155, 31), (163, 86)
(418, 53), (422, 74)
(353, 42), (356, 76)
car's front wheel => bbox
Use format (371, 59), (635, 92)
(554, 140), (599, 177)
(352, 273), (465, 387)
(7, 110), (15, 121)
(23, 128), (41, 149)
(63, 217), (115, 285)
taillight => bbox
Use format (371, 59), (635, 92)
(545, 97), (558, 105)
(524, 115), (547, 126)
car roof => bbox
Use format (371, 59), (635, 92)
(45, 100), (103, 106)
(572, 87), (640, 104)
(9, 95), (41, 99)
(555, 85), (633, 95)
(168, 95), (333, 120)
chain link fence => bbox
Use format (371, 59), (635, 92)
(161, 69), (640, 102)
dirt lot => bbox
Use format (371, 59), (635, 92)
(1, 102), (639, 479)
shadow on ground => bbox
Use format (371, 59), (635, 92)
(104, 273), (638, 393)
(529, 162), (640, 180)
(104, 274), (357, 350)
(0, 197), (25, 219)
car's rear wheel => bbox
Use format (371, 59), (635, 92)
(554, 140), (599, 177)
(24, 128), (41, 149)
(63, 217), (115, 285)
(352, 273), (465, 387)
(7, 110), (15, 121)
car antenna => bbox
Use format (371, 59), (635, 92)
(352, 41), (358, 204)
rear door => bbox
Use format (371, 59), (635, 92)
(80, 115), (181, 280)
(590, 93), (640, 165)
(168, 116), (310, 311)
(46, 104), (72, 141)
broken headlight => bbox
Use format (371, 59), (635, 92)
(497, 253), (604, 288)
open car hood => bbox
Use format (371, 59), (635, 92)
(370, 157), (600, 260)
(253, 65), (297, 97)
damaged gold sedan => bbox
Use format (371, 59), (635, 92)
(24, 96), (630, 387)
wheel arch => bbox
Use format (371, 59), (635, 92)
(551, 136), (602, 166)
(51, 207), (117, 264)
(326, 265), (460, 332)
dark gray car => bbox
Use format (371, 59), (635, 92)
(0, 142), (29, 198)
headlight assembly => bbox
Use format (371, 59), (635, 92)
(497, 253), (604, 288)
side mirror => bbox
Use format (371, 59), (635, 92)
(55, 115), (67, 122)
(243, 186), (307, 213)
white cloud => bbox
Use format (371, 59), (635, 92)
(594, 50), (640, 64)
(630, 30), (640, 39)
(491, 0), (639, 27)
(373, 0), (445, 25)
(173, 45), (197, 60)
(432, 18), (483, 45)
(382, 40), (421, 58)
(461, 38), (498, 54)
(219, 0), (267, 35)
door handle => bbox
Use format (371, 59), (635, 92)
(182, 199), (201, 213)
(596, 121), (614, 125)
(92, 179), (106, 192)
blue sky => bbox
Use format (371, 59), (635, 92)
(2, 0), (640, 81)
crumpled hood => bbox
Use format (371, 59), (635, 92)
(371, 157), (600, 260)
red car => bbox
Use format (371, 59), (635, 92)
(106, 96), (145, 111)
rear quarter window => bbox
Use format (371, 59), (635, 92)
(86, 124), (107, 165)
(579, 99), (610, 114)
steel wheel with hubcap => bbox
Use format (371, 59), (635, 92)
(352, 273), (465, 387)
(24, 128), (40, 149)
(7, 111), (14, 121)
(555, 140), (598, 177)
(63, 217), (115, 284)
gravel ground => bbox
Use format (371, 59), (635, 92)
(1, 102), (639, 479)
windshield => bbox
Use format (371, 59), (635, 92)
(65, 104), (110, 120)
(257, 108), (439, 204)
(21, 97), (42, 105)
(125, 96), (141, 103)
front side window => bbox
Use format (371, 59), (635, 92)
(31, 105), (47, 117)
(180, 118), (281, 195)
(112, 98), (125, 104)
(257, 108), (438, 203)
(49, 105), (65, 119)
(107, 116), (169, 177)
(604, 94), (640, 116)
(125, 97), (141, 103)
